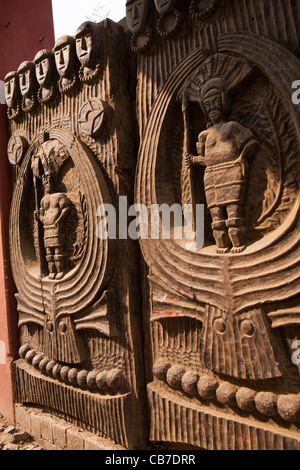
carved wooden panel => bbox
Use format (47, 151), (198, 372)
(6, 19), (147, 450)
(131, 0), (300, 450)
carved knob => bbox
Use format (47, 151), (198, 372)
(277, 395), (300, 422)
(166, 365), (185, 390)
(181, 371), (199, 395)
(153, 359), (171, 381)
(236, 387), (257, 412)
(96, 371), (107, 390)
(77, 370), (88, 388)
(255, 392), (278, 417)
(197, 376), (218, 400)
(216, 383), (237, 407)
(19, 344), (30, 358)
(106, 369), (125, 390)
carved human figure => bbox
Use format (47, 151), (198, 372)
(53, 35), (78, 94)
(75, 22), (101, 82)
(18, 61), (37, 112)
(154, 0), (175, 15)
(33, 170), (71, 280)
(126, 0), (150, 33)
(4, 71), (21, 119)
(185, 78), (258, 253)
(34, 49), (57, 104)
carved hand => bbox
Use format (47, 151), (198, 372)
(184, 153), (193, 169)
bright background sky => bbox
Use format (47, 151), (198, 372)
(52, 0), (126, 39)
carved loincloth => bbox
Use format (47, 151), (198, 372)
(204, 160), (247, 209)
(43, 225), (61, 248)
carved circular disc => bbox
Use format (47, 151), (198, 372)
(7, 135), (27, 165)
(78, 98), (107, 138)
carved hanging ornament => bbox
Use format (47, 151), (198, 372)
(189, 0), (224, 22)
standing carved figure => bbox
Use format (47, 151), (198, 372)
(32, 149), (71, 280)
(185, 78), (258, 253)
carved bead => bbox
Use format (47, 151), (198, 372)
(39, 357), (50, 373)
(19, 344), (30, 358)
(166, 365), (185, 390)
(153, 359), (171, 381)
(216, 383), (237, 406)
(255, 392), (278, 417)
(68, 368), (79, 385)
(86, 371), (98, 389)
(240, 320), (255, 337)
(106, 369), (125, 390)
(52, 364), (62, 380)
(45, 360), (56, 376)
(60, 366), (71, 383)
(96, 371), (107, 390)
(25, 350), (36, 364)
(32, 354), (44, 369)
(77, 370), (88, 387)
(197, 376), (218, 400)
(277, 395), (300, 422)
(181, 371), (199, 395)
(214, 318), (226, 334)
(236, 387), (257, 412)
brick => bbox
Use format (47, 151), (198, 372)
(15, 405), (31, 432)
(53, 421), (71, 449)
(37, 438), (60, 451)
(40, 416), (53, 443)
(66, 428), (85, 451)
(30, 413), (42, 439)
(84, 436), (107, 451)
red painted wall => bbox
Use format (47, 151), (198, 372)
(0, 0), (55, 422)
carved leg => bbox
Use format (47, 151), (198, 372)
(210, 207), (231, 253)
(54, 247), (66, 280)
(46, 247), (56, 279)
(226, 204), (247, 253)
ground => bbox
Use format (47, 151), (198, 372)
(0, 413), (44, 451)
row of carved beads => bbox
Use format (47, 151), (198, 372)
(20, 344), (125, 394)
(126, 0), (224, 53)
(153, 359), (300, 423)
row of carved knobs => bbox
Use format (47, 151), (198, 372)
(153, 359), (300, 423)
(20, 344), (125, 393)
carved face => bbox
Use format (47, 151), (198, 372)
(126, 0), (150, 33)
(18, 63), (35, 97)
(154, 0), (175, 15)
(42, 173), (54, 195)
(54, 37), (75, 77)
(35, 56), (52, 87)
(75, 22), (100, 68)
(202, 89), (224, 124)
(4, 73), (19, 108)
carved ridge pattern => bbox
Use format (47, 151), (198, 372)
(152, 359), (300, 423)
(135, 34), (300, 315)
(148, 383), (300, 450)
